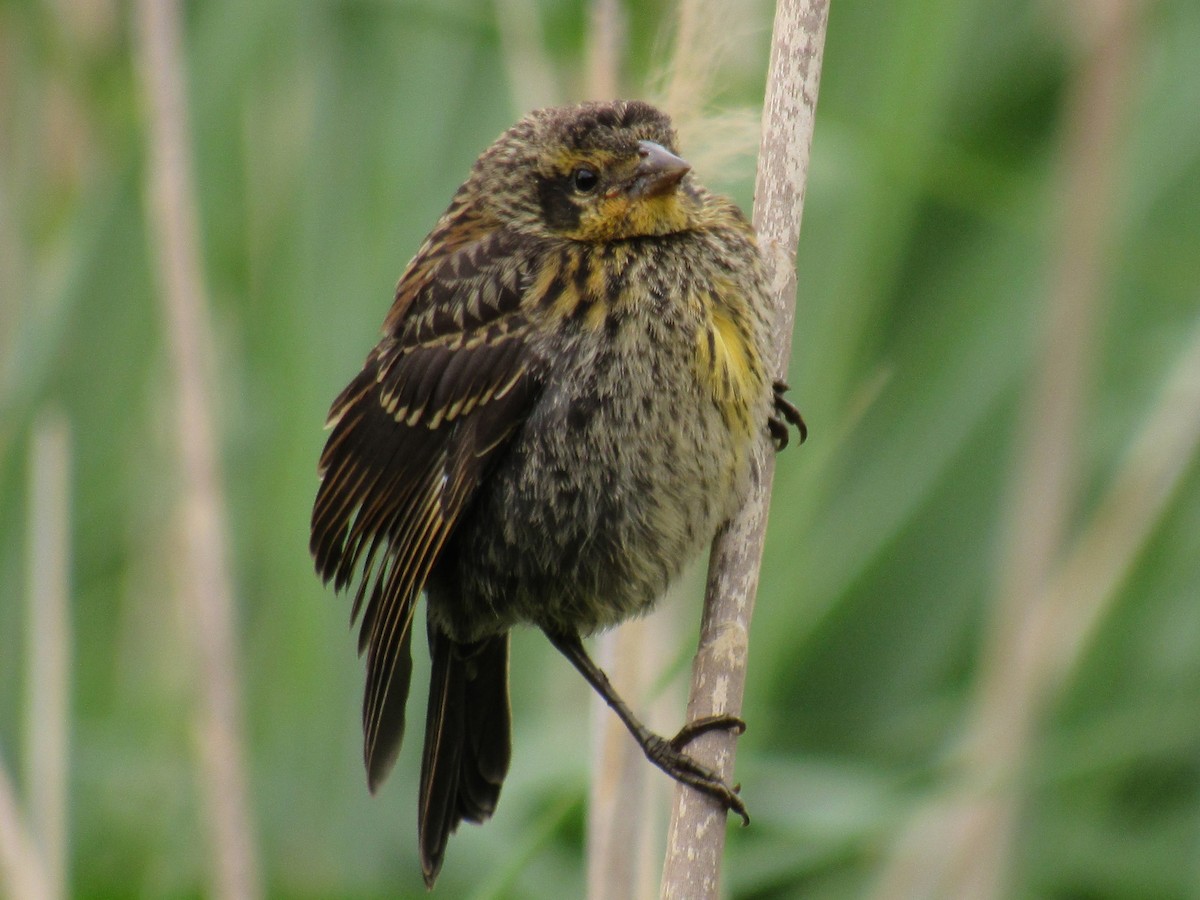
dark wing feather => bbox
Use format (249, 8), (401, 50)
(310, 220), (541, 790)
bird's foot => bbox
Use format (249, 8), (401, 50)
(769, 380), (807, 451)
(643, 716), (749, 825)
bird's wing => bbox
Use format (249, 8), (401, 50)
(310, 216), (542, 787)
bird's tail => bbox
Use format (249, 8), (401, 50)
(419, 626), (512, 887)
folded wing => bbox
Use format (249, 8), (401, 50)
(310, 222), (541, 788)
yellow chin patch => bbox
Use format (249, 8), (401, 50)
(569, 193), (692, 242)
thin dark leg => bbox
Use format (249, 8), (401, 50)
(545, 629), (749, 824)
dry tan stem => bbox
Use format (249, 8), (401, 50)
(0, 417), (71, 900)
(493, 0), (563, 112)
(132, 1), (262, 897)
(585, 0), (625, 102)
(870, 2), (1144, 897)
(660, 2), (830, 897)
(1044, 319), (1200, 680)
(0, 766), (53, 900)
(588, 616), (672, 900)
(23, 412), (72, 900)
(661, 0), (708, 126)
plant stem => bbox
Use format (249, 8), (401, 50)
(133, 1), (262, 896)
(660, 2), (830, 896)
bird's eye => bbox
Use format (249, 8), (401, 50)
(572, 167), (599, 194)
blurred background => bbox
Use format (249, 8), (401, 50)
(2, 0), (1199, 897)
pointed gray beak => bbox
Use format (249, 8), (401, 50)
(629, 140), (691, 198)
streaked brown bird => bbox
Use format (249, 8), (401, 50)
(311, 99), (803, 887)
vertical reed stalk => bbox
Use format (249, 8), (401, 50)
(132, 1), (262, 896)
(23, 413), (72, 900)
(661, 2), (830, 896)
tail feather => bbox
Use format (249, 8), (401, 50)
(419, 627), (512, 887)
(364, 621), (414, 794)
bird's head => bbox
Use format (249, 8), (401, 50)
(471, 100), (703, 242)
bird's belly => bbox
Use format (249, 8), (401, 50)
(427, 344), (752, 642)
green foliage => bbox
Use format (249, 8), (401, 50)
(2, 0), (1198, 896)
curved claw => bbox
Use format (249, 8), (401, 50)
(645, 729), (751, 825)
(670, 763), (750, 826)
(670, 714), (746, 750)
(770, 379), (807, 450)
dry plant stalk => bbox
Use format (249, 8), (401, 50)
(870, 1), (1147, 897)
(588, 616), (670, 900)
(0, 415), (72, 900)
(23, 413), (72, 900)
(585, 0), (625, 102)
(661, 1), (830, 897)
(133, 0), (262, 897)
(0, 766), (53, 900)
(493, 0), (563, 112)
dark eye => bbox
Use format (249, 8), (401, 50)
(572, 166), (599, 194)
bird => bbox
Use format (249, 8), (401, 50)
(310, 98), (805, 887)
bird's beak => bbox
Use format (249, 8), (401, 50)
(628, 140), (691, 198)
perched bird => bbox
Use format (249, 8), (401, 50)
(311, 99), (804, 887)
